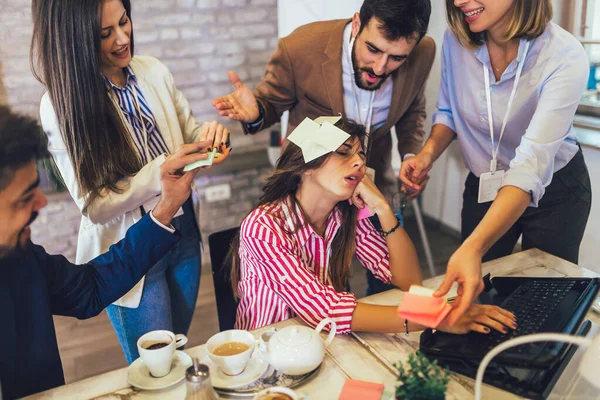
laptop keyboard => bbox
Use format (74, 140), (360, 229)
(484, 279), (576, 351)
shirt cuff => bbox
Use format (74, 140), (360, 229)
(432, 111), (456, 133)
(501, 167), (543, 207)
(403, 153), (416, 161)
(244, 102), (265, 133)
(329, 292), (358, 334)
(150, 210), (176, 234)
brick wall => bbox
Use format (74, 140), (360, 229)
(0, 0), (277, 146)
(0, 0), (280, 262)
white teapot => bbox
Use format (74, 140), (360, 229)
(260, 318), (337, 375)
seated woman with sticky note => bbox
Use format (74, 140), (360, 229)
(229, 117), (517, 336)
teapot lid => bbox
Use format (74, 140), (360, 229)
(276, 326), (312, 346)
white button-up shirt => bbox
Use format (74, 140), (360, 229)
(433, 23), (589, 207)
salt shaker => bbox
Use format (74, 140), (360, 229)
(185, 361), (219, 400)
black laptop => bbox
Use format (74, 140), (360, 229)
(419, 276), (599, 398)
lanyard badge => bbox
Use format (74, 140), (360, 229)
(478, 42), (530, 204)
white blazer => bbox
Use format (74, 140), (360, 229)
(40, 56), (204, 308)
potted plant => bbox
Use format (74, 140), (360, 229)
(394, 352), (449, 400)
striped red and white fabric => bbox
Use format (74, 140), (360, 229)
(235, 198), (392, 334)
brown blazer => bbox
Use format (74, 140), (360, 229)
(245, 19), (436, 200)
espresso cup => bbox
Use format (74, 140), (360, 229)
(137, 330), (188, 378)
(206, 329), (255, 376)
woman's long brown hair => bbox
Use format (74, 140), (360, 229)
(229, 120), (367, 296)
(30, 0), (142, 207)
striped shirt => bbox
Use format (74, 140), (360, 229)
(236, 198), (392, 334)
(105, 67), (169, 164)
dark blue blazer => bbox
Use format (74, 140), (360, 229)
(0, 214), (180, 399)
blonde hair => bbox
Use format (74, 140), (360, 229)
(446, 0), (553, 49)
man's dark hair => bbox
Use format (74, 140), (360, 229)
(0, 105), (49, 190)
(359, 0), (431, 42)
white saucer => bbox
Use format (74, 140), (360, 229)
(201, 354), (269, 389)
(128, 350), (192, 391)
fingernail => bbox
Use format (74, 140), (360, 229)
(512, 323), (518, 329)
(484, 328), (490, 333)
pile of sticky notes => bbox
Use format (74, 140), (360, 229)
(357, 206), (374, 220)
(183, 148), (219, 172)
(397, 285), (452, 329)
(339, 380), (384, 400)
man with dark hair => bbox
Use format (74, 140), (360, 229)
(0, 105), (210, 399)
(213, 0), (433, 201)
(213, 0), (434, 295)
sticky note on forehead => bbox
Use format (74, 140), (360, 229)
(286, 116), (350, 163)
(183, 148), (217, 172)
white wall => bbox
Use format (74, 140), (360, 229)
(277, 0), (363, 38)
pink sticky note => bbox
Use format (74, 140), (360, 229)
(357, 206), (374, 220)
(339, 380), (384, 400)
(397, 292), (452, 328)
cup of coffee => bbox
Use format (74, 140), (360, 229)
(137, 330), (188, 378)
(206, 329), (255, 376)
(253, 387), (298, 400)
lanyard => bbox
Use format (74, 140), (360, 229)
(348, 36), (376, 150)
(483, 41), (530, 173)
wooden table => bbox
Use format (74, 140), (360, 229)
(23, 249), (600, 400)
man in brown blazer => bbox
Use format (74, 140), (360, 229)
(213, 0), (435, 205)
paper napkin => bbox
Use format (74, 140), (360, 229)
(338, 380), (385, 400)
(183, 148), (218, 172)
(397, 285), (452, 329)
(286, 115), (350, 163)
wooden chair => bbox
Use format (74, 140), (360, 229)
(208, 227), (240, 331)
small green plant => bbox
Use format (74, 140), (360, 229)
(394, 352), (450, 400)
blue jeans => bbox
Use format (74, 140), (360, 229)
(106, 198), (201, 364)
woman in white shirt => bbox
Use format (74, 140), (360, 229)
(400, 0), (591, 324)
(31, 0), (231, 363)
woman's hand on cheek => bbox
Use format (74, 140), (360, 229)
(351, 176), (389, 215)
(437, 304), (517, 335)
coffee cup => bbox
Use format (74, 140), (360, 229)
(137, 330), (188, 378)
(206, 329), (255, 376)
(253, 387), (299, 400)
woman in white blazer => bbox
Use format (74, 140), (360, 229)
(32, 0), (231, 363)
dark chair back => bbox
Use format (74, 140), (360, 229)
(208, 227), (240, 331)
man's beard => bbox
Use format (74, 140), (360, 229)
(351, 46), (389, 91)
(0, 212), (37, 260)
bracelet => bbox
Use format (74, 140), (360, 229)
(404, 319), (409, 336)
(379, 218), (401, 237)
